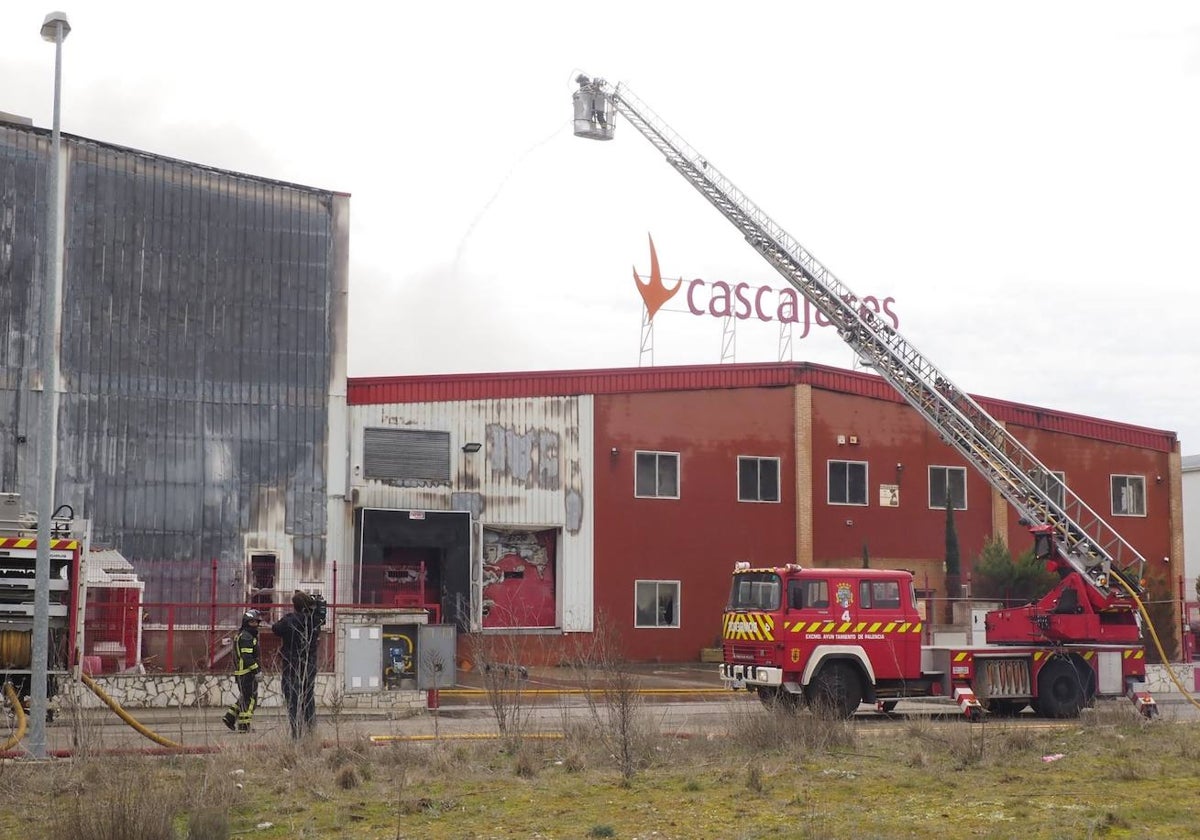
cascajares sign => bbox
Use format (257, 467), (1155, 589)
(633, 234), (899, 338)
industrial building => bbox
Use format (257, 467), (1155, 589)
(1, 116), (1183, 671)
(0, 118), (350, 612)
(347, 361), (1182, 663)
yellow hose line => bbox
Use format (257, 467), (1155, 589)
(369, 732), (563, 743)
(437, 687), (727, 697)
(79, 672), (184, 749)
(1115, 574), (1200, 712)
(1, 682), (27, 751)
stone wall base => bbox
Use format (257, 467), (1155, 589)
(64, 672), (426, 712)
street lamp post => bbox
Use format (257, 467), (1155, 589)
(30, 9), (71, 760)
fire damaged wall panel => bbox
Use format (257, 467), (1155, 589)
(0, 123), (348, 604)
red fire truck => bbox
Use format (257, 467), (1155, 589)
(572, 78), (1160, 719)
(720, 529), (1153, 719)
(0, 499), (87, 713)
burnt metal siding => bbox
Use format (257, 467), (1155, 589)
(0, 124), (344, 603)
(350, 396), (596, 632)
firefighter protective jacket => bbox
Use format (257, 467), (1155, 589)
(233, 622), (261, 677)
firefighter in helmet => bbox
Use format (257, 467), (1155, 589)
(222, 608), (262, 732)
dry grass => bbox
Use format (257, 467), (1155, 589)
(1, 704), (1197, 839)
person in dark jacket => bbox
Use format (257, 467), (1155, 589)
(222, 609), (262, 732)
(271, 590), (326, 739)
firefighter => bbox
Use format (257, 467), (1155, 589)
(271, 590), (326, 739)
(221, 609), (262, 732)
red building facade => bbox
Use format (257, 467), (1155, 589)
(348, 362), (1182, 663)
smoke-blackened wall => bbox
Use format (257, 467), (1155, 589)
(0, 123), (349, 603)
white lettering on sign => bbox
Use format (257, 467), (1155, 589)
(806, 632), (891, 642)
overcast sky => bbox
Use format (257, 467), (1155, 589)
(3, 2), (1199, 452)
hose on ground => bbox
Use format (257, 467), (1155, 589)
(80, 671), (183, 749)
(1114, 573), (1200, 713)
(1, 682), (27, 751)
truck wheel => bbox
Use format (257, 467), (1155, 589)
(757, 686), (800, 712)
(1073, 659), (1097, 709)
(807, 662), (861, 719)
(1037, 659), (1085, 718)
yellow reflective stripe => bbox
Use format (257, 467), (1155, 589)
(736, 616), (927, 637)
(0, 538), (78, 549)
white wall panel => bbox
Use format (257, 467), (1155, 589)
(347, 396), (594, 631)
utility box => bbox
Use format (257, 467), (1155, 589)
(336, 609), (456, 696)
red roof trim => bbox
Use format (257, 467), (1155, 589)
(348, 362), (1176, 452)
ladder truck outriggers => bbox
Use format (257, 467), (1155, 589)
(572, 75), (1158, 719)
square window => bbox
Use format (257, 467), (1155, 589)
(1111, 475), (1146, 517)
(929, 466), (967, 510)
(635, 451), (679, 499)
(828, 461), (868, 506)
(635, 580), (680, 628)
(738, 456), (780, 503)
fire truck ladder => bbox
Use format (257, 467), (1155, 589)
(577, 77), (1147, 602)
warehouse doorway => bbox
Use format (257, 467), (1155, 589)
(356, 509), (472, 629)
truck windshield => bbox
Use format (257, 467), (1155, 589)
(727, 573), (781, 611)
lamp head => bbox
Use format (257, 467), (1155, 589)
(40, 11), (71, 42)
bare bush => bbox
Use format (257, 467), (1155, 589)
(563, 611), (656, 780)
(725, 699), (858, 755)
(464, 617), (540, 747)
(50, 771), (182, 840)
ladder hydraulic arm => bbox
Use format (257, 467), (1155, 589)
(572, 74), (1147, 606)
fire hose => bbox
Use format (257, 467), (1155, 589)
(1, 682), (27, 751)
(1115, 574), (1200, 713)
(78, 672), (183, 749)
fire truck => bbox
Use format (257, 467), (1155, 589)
(0, 495), (87, 713)
(572, 77), (1159, 719)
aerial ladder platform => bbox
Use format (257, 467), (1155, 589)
(571, 74), (1154, 647)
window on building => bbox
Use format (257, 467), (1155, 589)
(635, 451), (679, 499)
(248, 553), (277, 606)
(635, 580), (680, 628)
(928, 465), (967, 510)
(1111, 475), (1146, 517)
(828, 460), (867, 506)
(1032, 469), (1066, 509)
(363, 428), (451, 483)
(738, 456), (780, 503)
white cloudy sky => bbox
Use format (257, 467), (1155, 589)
(3, 2), (1200, 451)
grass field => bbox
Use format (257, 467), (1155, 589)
(2, 700), (1198, 839)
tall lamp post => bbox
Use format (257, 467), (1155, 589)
(30, 9), (71, 760)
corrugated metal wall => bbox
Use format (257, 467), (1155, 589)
(0, 124), (349, 604)
(349, 396), (595, 632)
